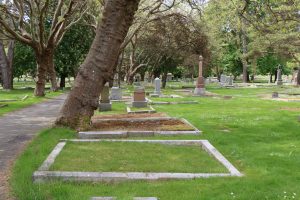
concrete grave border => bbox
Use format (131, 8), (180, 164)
(33, 139), (243, 183)
(90, 197), (157, 200)
(126, 105), (156, 114)
(78, 117), (201, 139)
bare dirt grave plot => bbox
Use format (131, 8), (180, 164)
(93, 113), (168, 120)
(33, 139), (243, 183)
(92, 118), (195, 132)
(79, 117), (201, 139)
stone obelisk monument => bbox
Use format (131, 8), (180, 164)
(194, 55), (205, 95)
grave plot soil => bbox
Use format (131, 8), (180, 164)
(91, 118), (195, 131)
(92, 113), (168, 120)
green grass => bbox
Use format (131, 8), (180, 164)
(0, 88), (64, 116)
(10, 86), (300, 200)
(50, 142), (226, 173)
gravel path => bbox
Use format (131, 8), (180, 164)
(0, 94), (67, 200)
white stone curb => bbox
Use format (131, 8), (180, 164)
(33, 140), (243, 183)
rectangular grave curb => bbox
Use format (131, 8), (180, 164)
(33, 140), (243, 183)
(149, 101), (199, 105)
(79, 118), (201, 139)
(127, 106), (156, 114)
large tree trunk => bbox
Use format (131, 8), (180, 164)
(60, 74), (66, 88)
(0, 40), (14, 90)
(162, 72), (167, 89)
(48, 63), (59, 91)
(240, 17), (248, 83)
(34, 49), (56, 96)
(56, 0), (140, 128)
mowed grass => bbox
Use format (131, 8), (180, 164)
(50, 142), (226, 173)
(10, 85), (300, 200)
(0, 88), (64, 116)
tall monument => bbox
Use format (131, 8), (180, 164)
(194, 55), (205, 95)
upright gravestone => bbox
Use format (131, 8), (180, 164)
(194, 55), (205, 95)
(110, 87), (122, 100)
(220, 74), (227, 86)
(132, 87), (147, 108)
(150, 78), (161, 97)
(99, 85), (112, 111)
(134, 73), (141, 86)
(154, 77), (161, 94)
(227, 76), (234, 86)
(272, 92), (279, 98)
(166, 73), (173, 82)
(276, 68), (283, 86)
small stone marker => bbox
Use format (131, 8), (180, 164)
(166, 73), (173, 81)
(110, 87), (122, 100)
(99, 85), (112, 111)
(227, 76), (234, 86)
(272, 92), (279, 98)
(132, 87), (147, 108)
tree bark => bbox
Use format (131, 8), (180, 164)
(240, 18), (248, 83)
(34, 49), (56, 96)
(0, 40), (14, 90)
(60, 74), (66, 88)
(56, 0), (140, 128)
(48, 64), (59, 91)
(162, 72), (167, 89)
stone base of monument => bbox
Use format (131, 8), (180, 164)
(110, 87), (122, 100)
(99, 103), (112, 112)
(194, 88), (206, 96)
(132, 101), (148, 108)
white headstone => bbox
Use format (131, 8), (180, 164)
(154, 77), (161, 95)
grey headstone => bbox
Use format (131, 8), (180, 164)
(99, 85), (112, 111)
(110, 87), (122, 100)
(272, 92), (279, 98)
(154, 77), (161, 95)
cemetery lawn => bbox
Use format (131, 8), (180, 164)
(0, 88), (64, 116)
(50, 142), (226, 173)
(10, 86), (300, 200)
